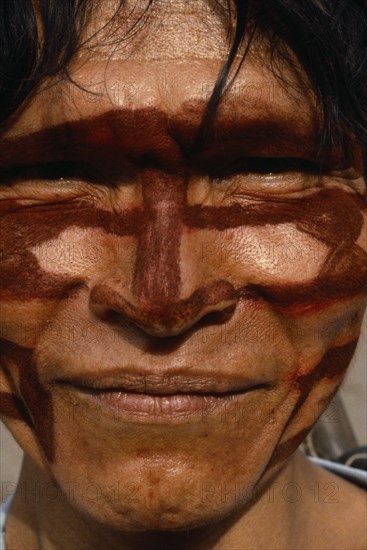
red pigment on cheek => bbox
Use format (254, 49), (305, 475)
(277, 300), (340, 316)
(1, 188), (366, 304)
(267, 340), (358, 469)
(0, 391), (31, 421)
(267, 427), (312, 469)
(0, 109), (364, 473)
(1, 104), (366, 308)
(0, 200), (141, 300)
(150, 185), (367, 309)
(0, 338), (55, 462)
(289, 340), (359, 389)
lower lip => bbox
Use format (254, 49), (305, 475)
(73, 388), (248, 422)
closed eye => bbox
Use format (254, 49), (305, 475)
(0, 161), (83, 185)
(210, 157), (324, 179)
(0, 159), (140, 187)
(204, 156), (328, 199)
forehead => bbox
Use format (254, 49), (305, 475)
(1, 0), (319, 147)
(86, 0), (233, 61)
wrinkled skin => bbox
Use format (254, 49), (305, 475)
(0, 1), (366, 549)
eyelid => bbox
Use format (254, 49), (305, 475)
(0, 161), (82, 184)
(208, 158), (365, 201)
(0, 160), (138, 186)
(208, 157), (325, 179)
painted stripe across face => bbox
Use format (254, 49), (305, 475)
(0, 186), (366, 305)
(0, 108), (366, 465)
(0, 338), (54, 460)
(132, 170), (186, 304)
(268, 340), (359, 468)
(0, 338), (360, 464)
(0, 100), (366, 480)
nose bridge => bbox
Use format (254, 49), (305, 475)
(132, 169), (187, 306)
(91, 170), (240, 337)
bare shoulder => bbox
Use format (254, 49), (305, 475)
(303, 458), (366, 550)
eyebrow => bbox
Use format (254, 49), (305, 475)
(0, 98), (320, 168)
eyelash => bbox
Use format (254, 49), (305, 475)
(1, 157), (322, 178)
(0, 163), (76, 188)
(0, 157), (326, 202)
(202, 156), (330, 201)
(0, 162), (81, 184)
(0, 161), (139, 188)
(209, 157), (323, 179)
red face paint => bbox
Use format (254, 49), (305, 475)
(1, 338), (54, 460)
(0, 108), (366, 470)
(268, 340), (359, 468)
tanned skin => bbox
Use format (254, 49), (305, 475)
(0, 1), (366, 549)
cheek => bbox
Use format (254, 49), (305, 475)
(0, 202), (91, 456)
(268, 338), (359, 469)
(0, 204), (86, 347)
(0, 196), (144, 299)
(0, 337), (55, 460)
(194, 222), (329, 286)
(30, 226), (137, 280)
(0, 200), (88, 301)
(278, 297), (367, 361)
(356, 211), (367, 249)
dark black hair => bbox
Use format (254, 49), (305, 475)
(1, 0), (366, 164)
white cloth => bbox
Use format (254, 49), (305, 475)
(0, 498), (11, 550)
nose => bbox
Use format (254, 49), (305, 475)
(90, 278), (237, 337)
(90, 168), (238, 337)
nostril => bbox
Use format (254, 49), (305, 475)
(145, 305), (236, 354)
(90, 283), (130, 325)
(197, 304), (236, 328)
(90, 279), (238, 338)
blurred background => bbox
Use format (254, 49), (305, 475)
(1, 312), (366, 499)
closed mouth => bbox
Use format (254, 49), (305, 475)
(54, 369), (272, 421)
(54, 369), (271, 395)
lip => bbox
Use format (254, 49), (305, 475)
(55, 368), (269, 394)
(55, 368), (271, 422)
(76, 390), (245, 420)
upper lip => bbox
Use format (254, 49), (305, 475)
(54, 369), (271, 395)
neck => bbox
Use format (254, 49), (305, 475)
(5, 451), (318, 550)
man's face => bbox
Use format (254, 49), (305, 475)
(0, 0), (366, 532)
